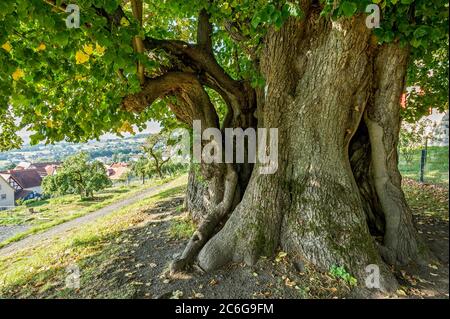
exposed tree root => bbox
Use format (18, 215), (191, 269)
(170, 164), (238, 274)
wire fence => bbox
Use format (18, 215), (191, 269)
(398, 146), (449, 187)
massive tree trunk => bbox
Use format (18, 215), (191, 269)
(363, 44), (430, 266)
(117, 2), (427, 291)
(199, 13), (383, 279)
(193, 12), (425, 290)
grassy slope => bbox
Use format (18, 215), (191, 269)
(0, 177), (188, 298)
(0, 174), (447, 299)
(399, 146), (448, 187)
(0, 174), (184, 248)
(0, 145), (447, 298)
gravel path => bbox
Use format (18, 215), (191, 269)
(0, 225), (30, 243)
(0, 176), (186, 258)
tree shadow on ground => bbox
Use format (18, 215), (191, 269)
(3, 186), (448, 299)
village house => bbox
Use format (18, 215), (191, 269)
(14, 161), (61, 177)
(0, 169), (43, 204)
(106, 162), (130, 182)
(0, 175), (15, 210)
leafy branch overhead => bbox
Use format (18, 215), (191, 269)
(0, 0), (448, 150)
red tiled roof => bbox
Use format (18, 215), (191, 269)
(109, 167), (130, 180)
(31, 162), (61, 169)
(31, 162), (61, 177)
(9, 169), (42, 189)
(44, 165), (59, 176)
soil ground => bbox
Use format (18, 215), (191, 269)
(0, 178), (448, 299)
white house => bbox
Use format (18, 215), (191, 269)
(0, 175), (15, 210)
(0, 169), (43, 204)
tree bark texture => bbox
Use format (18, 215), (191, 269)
(110, 2), (429, 290)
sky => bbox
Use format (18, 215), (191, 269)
(17, 120), (161, 146)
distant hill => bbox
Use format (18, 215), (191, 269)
(0, 134), (150, 170)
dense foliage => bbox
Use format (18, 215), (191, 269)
(0, 0), (448, 150)
(42, 151), (111, 198)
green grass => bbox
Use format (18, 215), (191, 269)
(168, 216), (196, 240)
(0, 174), (185, 248)
(329, 265), (357, 287)
(0, 177), (188, 298)
(398, 146), (448, 187)
(0, 172), (446, 299)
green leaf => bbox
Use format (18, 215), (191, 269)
(414, 26), (429, 38)
(340, 1), (357, 17)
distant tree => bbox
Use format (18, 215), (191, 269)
(143, 132), (174, 179)
(42, 152), (111, 199)
(112, 153), (119, 163)
(131, 157), (150, 184)
(5, 163), (16, 170)
(399, 119), (436, 165)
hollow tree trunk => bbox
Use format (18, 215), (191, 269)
(198, 14), (399, 289)
(363, 44), (430, 265)
(349, 121), (386, 237)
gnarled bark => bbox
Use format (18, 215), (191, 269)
(198, 14), (398, 290)
(104, 2), (429, 291)
(171, 164), (238, 273)
(364, 44), (430, 266)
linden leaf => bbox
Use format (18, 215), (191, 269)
(275, 251), (287, 262)
(340, 1), (357, 17)
(83, 44), (94, 55)
(170, 290), (183, 299)
(12, 68), (25, 81)
(75, 50), (90, 64)
(120, 17), (130, 27)
(118, 121), (134, 134)
(396, 289), (407, 296)
(36, 43), (46, 52)
(95, 43), (106, 55)
(46, 120), (54, 128)
(2, 41), (12, 53)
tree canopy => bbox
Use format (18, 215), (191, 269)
(42, 151), (111, 198)
(0, 0), (448, 151)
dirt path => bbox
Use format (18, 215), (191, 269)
(0, 225), (30, 243)
(0, 176), (186, 258)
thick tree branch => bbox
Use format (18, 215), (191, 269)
(144, 38), (241, 98)
(197, 9), (213, 54)
(131, 0), (145, 85)
(94, 4), (256, 125)
(122, 72), (197, 112)
(144, 36), (256, 122)
(122, 71), (219, 128)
